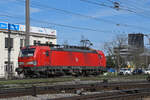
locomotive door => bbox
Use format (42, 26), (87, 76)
(43, 50), (50, 66)
(37, 49), (50, 66)
(45, 50), (51, 66)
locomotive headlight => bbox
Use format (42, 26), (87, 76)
(27, 61), (37, 65)
(18, 62), (24, 65)
(33, 61), (37, 66)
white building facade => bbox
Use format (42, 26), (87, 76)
(0, 22), (57, 78)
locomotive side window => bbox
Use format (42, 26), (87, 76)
(19, 48), (35, 57)
(46, 51), (49, 56)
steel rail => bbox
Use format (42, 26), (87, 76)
(53, 88), (150, 100)
(0, 81), (150, 98)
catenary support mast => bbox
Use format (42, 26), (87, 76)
(6, 24), (12, 80)
(25, 0), (30, 46)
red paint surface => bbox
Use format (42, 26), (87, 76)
(18, 46), (106, 68)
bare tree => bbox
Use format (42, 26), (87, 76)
(103, 41), (114, 55)
(103, 34), (127, 55)
(102, 34), (128, 69)
(103, 34), (147, 69)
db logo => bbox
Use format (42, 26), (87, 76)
(75, 57), (78, 62)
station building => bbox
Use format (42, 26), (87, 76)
(0, 22), (57, 77)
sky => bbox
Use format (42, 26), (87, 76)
(0, 0), (150, 50)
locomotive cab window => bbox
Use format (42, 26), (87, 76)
(98, 55), (102, 59)
(19, 48), (35, 57)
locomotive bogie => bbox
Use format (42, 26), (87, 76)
(16, 66), (106, 78)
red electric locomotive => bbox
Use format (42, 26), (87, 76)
(16, 44), (106, 77)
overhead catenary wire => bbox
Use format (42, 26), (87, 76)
(34, 0), (150, 30)
(16, 0), (121, 25)
(0, 13), (114, 33)
(6, 0), (150, 19)
(12, 0), (150, 31)
(80, 0), (136, 13)
(32, 18), (112, 33)
(80, 0), (150, 19)
(1, 0), (150, 32)
(0, 13), (103, 46)
(87, 0), (150, 17)
(2, 0), (150, 48)
(116, 0), (150, 18)
(119, 0), (150, 14)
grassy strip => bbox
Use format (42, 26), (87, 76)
(0, 74), (148, 85)
(80, 74), (148, 82)
(0, 78), (74, 85)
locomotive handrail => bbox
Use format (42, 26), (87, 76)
(34, 43), (91, 50)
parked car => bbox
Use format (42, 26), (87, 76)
(132, 69), (143, 75)
(119, 68), (132, 75)
(144, 69), (150, 74)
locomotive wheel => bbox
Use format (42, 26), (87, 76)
(82, 71), (88, 77)
(18, 73), (25, 79)
(147, 75), (150, 81)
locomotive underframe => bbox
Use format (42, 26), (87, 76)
(16, 66), (106, 78)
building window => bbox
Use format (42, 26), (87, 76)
(4, 61), (13, 72)
(20, 39), (24, 48)
(5, 38), (13, 48)
(33, 40), (36, 45)
(49, 42), (52, 44)
(33, 40), (41, 45)
(37, 41), (41, 45)
(46, 41), (49, 45)
(45, 42), (53, 45)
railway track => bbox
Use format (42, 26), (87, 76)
(0, 80), (150, 98)
(53, 88), (150, 100)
